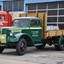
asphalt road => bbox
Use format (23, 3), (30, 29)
(0, 45), (64, 64)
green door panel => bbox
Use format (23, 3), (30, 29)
(29, 27), (42, 42)
(22, 27), (42, 42)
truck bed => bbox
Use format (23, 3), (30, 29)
(45, 30), (64, 38)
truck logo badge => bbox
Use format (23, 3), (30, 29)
(31, 31), (39, 37)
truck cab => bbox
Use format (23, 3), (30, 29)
(12, 17), (42, 43)
(0, 16), (44, 55)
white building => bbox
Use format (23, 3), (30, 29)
(25, 0), (64, 29)
(0, 0), (24, 12)
(0, 0), (64, 29)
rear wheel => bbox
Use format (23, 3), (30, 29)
(55, 36), (64, 51)
(16, 38), (27, 55)
(0, 47), (4, 53)
(36, 43), (46, 49)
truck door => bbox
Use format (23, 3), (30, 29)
(29, 19), (42, 42)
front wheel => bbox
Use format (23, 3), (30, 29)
(16, 38), (27, 55)
(0, 47), (4, 53)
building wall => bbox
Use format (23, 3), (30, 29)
(0, 0), (64, 29)
(25, 0), (64, 29)
(0, 0), (25, 20)
(0, 0), (11, 1)
(25, 0), (64, 4)
(0, 2), (3, 11)
(0, 0), (24, 12)
(3, 0), (24, 11)
(0, 0), (12, 11)
(0, 0), (20, 1)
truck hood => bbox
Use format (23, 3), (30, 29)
(0, 27), (29, 33)
(0, 26), (29, 30)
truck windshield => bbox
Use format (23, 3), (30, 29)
(13, 19), (30, 27)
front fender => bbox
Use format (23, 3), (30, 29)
(7, 33), (31, 43)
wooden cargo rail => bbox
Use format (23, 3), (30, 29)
(45, 30), (64, 38)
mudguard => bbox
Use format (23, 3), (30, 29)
(7, 33), (32, 43)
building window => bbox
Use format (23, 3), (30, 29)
(28, 4), (36, 10)
(3, 1), (12, 11)
(59, 10), (64, 15)
(59, 17), (64, 22)
(59, 2), (64, 8)
(47, 17), (57, 22)
(48, 10), (57, 15)
(0, 6), (1, 11)
(48, 2), (57, 9)
(3, 2), (6, 11)
(58, 24), (64, 29)
(19, 1), (24, 11)
(14, 1), (18, 11)
(38, 3), (46, 9)
(3, 1), (24, 11)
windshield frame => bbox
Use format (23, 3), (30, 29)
(12, 19), (30, 27)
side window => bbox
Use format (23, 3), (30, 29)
(0, 16), (4, 21)
(0, 16), (4, 24)
(30, 20), (40, 27)
(13, 20), (19, 26)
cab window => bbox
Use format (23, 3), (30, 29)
(13, 19), (30, 27)
(30, 19), (41, 27)
(0, 16), (4, 24)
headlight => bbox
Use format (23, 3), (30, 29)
(0, 36), (5, 39)
(10, 32), (13, 36)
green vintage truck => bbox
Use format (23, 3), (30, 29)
(0, 12), (64, 55)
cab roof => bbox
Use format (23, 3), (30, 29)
(0, 11), (8, 15)
(15, 17), (39, 20)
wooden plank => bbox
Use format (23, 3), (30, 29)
(56, 30), (62, 36)
(19, 13), (27, 17)
(38, 12), (47, 38)
(27, 13), (37, 17)
(49, 31), (56, 36)
(45, 30), (64, 38)
(63, 30), (64, 35)
(38, 12), (44, 37)
(38, 12), (44, 20)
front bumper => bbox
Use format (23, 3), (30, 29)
(0, 34), (6, 46)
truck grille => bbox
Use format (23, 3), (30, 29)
(2, 29), (7, 34)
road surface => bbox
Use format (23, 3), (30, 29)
(0, 45), (64, 64)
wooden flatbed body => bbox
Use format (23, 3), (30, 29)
(45, 30), (64, 38)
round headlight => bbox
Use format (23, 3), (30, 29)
(10, 32), (13, 36)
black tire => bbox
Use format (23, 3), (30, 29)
(16, 38), (27, 55)
(36, 43), (46, 49)
(55, 44), (64, 51)
(0, 47), (4, 53)
(55, 36), (64, 51)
